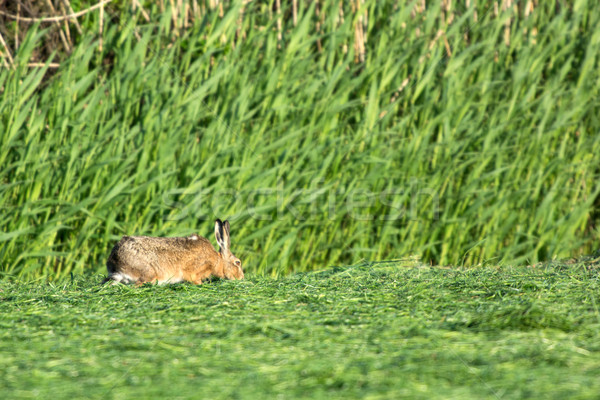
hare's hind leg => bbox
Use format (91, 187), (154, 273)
(134, 278), (161, 287)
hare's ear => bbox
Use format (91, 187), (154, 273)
(215, 219), (229, 252)
(223, 220), (231, 248)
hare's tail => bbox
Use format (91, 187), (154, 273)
(101, 272), (136, 285)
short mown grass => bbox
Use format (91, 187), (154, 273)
(2, 1), (600, 279)
(1, 260), (599, 399)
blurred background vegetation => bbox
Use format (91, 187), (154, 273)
(0, 0), (599, 279)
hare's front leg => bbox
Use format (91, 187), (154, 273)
(183, 261), (212, 285)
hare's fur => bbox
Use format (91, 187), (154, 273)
(105, 219), (243, 285)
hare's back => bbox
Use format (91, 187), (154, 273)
(117, 235), (211, 254)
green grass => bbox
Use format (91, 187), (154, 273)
(1, 260), (600, 399)
(1, 1), (599, 279)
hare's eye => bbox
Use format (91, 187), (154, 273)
(235, 260), (241, 267)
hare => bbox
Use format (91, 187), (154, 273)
(104, 219), (243, 285)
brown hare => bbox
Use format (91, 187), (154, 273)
(104, 219), (243, 285)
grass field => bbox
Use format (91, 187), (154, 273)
(1, 1), (599, 279)
(1, 260), (599, 399)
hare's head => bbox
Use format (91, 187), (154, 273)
(215, 219), (244, 280)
